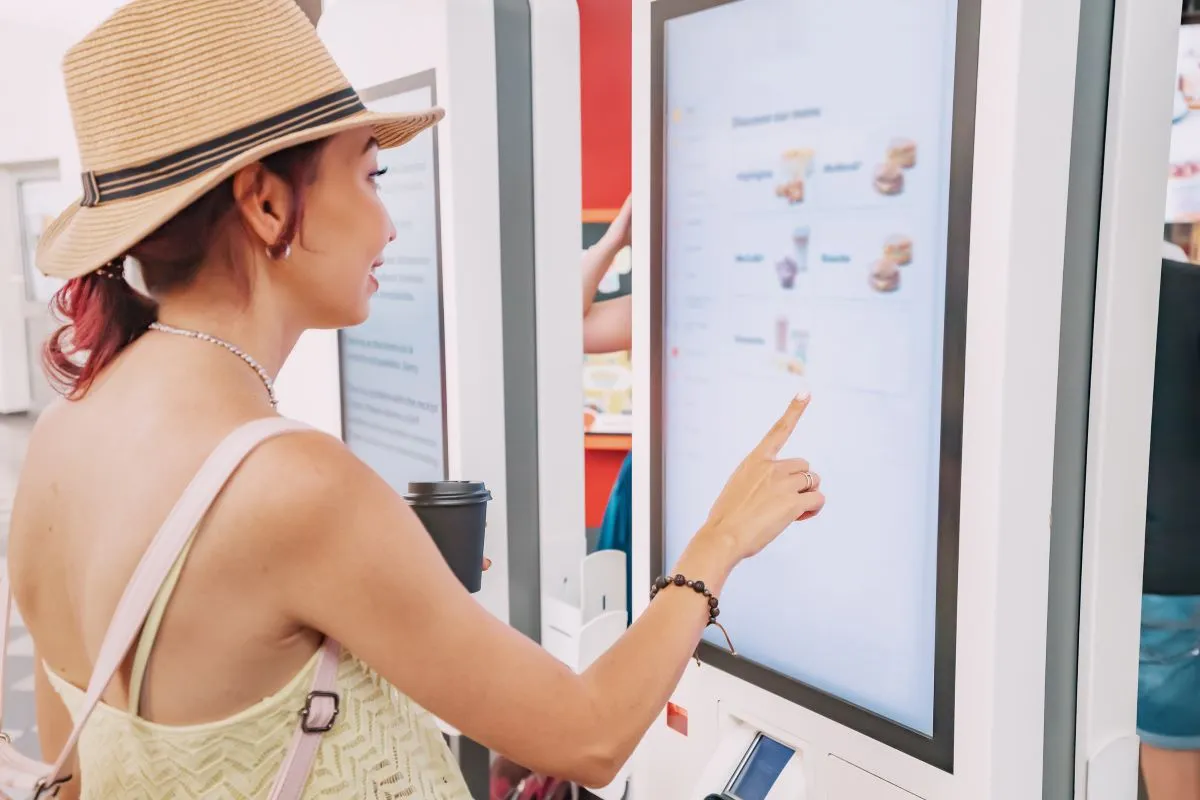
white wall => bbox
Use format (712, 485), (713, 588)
(0, 4), (125, 179)
(0, 5), (125, 412)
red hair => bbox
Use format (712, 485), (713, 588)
(43, 139), (328, 399)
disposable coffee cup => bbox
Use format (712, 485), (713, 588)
(404, 481), (492, 593)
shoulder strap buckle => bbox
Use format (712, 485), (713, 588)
(299, 689), (340, 734)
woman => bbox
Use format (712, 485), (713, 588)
(7, 0), (825, 797)
(579, 196), (635, 630)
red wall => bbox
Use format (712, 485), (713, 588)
(579, 0), (632, 213)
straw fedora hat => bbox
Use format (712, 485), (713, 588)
(36, 0), (445, 280)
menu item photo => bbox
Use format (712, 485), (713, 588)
(776, 256), (800, 289)
(774, 147), (815, 205)
(887, 137), (918, 169)
(873, 162), (905, 196)
(870, 258), (901, 293)
(884, 234), (914, 266)
(792, 227), (811, 270)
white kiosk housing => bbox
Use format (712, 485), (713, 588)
(629, 0), (1181, 798)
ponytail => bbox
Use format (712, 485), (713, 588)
(43, 261), (158, 400)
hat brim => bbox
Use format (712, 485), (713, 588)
(36, 106), (445, 280)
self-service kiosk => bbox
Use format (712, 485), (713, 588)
(628, 0), (1178, 798)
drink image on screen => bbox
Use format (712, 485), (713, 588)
(403, 481), (492, 593)
(791, 329), (810, 362)
(774, 147), (814, 204)
(884, 234), (914, 266)
(776, 256), (799, 289)
(792, 227), (811, 272)
(869, 258), (901, 293)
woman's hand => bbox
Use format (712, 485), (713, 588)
(701, 393), (823, 561)
(483, 557), (492, 572)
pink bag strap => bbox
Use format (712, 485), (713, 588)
(1, 417), (343, 798)
(0, 571), (13, 723)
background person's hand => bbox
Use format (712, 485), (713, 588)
(703, 393), (823, 561)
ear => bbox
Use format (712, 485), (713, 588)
(231, 163), (294, 251)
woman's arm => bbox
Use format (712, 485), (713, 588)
(257, 396), (819, 787)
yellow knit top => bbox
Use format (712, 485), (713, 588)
(47, 642), (471, 799)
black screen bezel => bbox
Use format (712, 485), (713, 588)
(337, 68), (450, 480)
(648, 0), (980, 771)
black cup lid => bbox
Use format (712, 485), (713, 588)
(404, 480), (492, 505)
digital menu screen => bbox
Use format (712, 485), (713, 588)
(657, 0), (968, 747)
(338, 71), (447, 485)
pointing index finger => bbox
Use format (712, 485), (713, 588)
(757, 392), (810, 459)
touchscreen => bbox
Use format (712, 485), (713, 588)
(661, 0), (958, 734)
(339, 81), (447, 485)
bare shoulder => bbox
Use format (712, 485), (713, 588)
(218, 424), (396, 553)
(20, 396), (70, 458)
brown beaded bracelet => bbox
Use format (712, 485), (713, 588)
(650, 574), (736, 662)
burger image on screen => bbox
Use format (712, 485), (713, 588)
(873, 163), (905, 196)
(870, 258), (901, 293)
(887, 138), (918, 169)
(884, 234), (913, 266)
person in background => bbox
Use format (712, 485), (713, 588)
(581, 196), (635, 630)
(582, 195), (633, 353)
(1139, 249), (1200, 800)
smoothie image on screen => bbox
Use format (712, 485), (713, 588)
(786, 329), (809, 375)
(792, 227), (810, 272)
(775, 316), (789, 353)
(776, 256), (799, 289)
(769, 318), (807, 375)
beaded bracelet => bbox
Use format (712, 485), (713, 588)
(651, 574), (736, 662)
